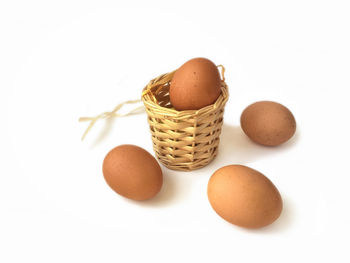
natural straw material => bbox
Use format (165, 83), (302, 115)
(79, 100), (144, 140)
(142, 65), (229, 171)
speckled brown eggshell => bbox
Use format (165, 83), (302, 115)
(102, 144), (163, 201)
(169, 57), (222, 111)
(207, 165), (283, 228)
(240, 101), (296, 146)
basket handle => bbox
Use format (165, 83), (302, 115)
(217, 65), (226, 82)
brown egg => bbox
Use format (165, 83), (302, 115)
(240, 101), (296, 146)
(207, 165), (283, 228)
(102, 145), (163, 201)
(169, 57), (222, 110)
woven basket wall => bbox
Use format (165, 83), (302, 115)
(141, 70), (229, 171)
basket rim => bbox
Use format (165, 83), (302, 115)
(141, 71), (229, 117)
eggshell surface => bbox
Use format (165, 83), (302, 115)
(207, 165), (283, 228)
(169, 57), (222, 110)
(240, 101), (296, 146)
(103, 144), (163, 201)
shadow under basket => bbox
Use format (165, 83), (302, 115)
(141, 70), (229, 171)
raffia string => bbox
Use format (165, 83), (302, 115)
(79, 65), (226, 141)
(79, 99), (144, 140)
(79, 70), (176, 141)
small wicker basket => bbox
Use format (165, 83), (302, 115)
(141, 68), (229, 171)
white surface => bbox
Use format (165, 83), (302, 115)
(1, 1), (350, 262)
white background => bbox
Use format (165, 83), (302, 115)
(1, 0), (350, 262)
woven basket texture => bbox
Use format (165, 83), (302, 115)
(141, 70), (229, 171)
